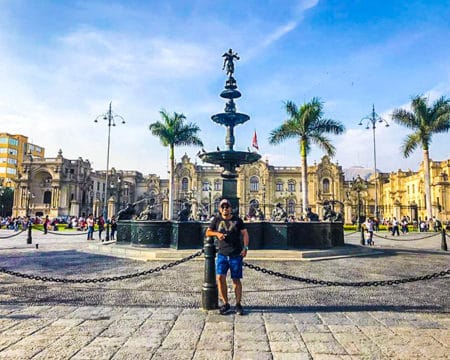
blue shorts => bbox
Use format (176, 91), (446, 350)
(216, 253), (243, 279)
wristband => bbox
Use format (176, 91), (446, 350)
(243, 246), (249, 251)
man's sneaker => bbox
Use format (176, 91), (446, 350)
(219, 303), (231, 315)
(235, 303), (244, 316)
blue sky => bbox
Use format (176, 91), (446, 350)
(1, 0), (449, 177)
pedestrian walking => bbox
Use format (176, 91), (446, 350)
(365, 218), (374, 246)
(206, 199), (249, 316)
(110, 215), (117, 240)
(43, 215), (50, 234)
(97, 215), (105, 241)
(86, 213), (95, 240)
(392, 217), (400, 236)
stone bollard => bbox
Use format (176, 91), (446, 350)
(202, 236), (218, 310)
(27, 224), (32, 244)
(360, 226), (365, 245)
(441, 229), (448, 251)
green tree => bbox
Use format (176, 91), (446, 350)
(149, 110), (203, 220)
(391, 95), (450, 220)
(269, 98), (345, 215)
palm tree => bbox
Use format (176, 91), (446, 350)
(269, 98), (345, 215)
(391, 95), (450, 220)
(149, 110), (203, 220)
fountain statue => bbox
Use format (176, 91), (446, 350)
(198, 49), (261, 211)
(272, 203), (287, 222)
(116, 50), (344, 250)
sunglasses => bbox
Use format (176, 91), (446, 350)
(221, 204), (230, 209)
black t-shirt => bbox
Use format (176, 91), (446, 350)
(208, 214), (245, 256)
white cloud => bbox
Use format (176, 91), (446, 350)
(296, 0), (320, 12)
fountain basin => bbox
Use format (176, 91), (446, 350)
(117, 221), (344, 249)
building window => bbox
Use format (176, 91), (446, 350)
(0, 137), (7, 144)
(181, 177), (189, 192)
(214, 180), (221, 191)
(288, 199), (295, 214)
(7, 158), (17, 165)
(288, 180), (295, 192)
(43, 191), (52, 204)
(276, 180), (283, 192)
(202, 181), (210, 191)
(214, 198), (220, 213)
(250, 176), (259, 192)
(322, 178), (330, 193)
(7, 168), (16, 175)
(8, 138), (18, 146)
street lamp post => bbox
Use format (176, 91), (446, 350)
(359, 105), (389, 220)
(262, 184), (266, 220)
(351, 175), (366, 244)
(25, 151), (34, 244)
(94, 102), (125, 222)
(208, 185), (212, 218)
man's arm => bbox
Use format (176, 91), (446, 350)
(206, 228), (226, 241)
(241, 229), (249, 247)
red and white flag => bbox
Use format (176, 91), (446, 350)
(252, 130), (259, 151)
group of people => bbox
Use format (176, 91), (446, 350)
(84, 214), (118, 241)
(0, 216), (29, 231)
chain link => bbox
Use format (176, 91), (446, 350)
(0, 229), (26, 239)
(35, 227), (91, 236)
(373, 231), (441, 241)
(243, 262), (450, 287)
(344, 231), (358, 236)
(0, 249), (204, 284)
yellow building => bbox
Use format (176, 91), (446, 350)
(381, 159), (450, 222)
(0, 133), (45, 185)
(9, 143), (450, 223)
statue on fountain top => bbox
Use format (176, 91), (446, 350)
(137, 204), (155, 221)
(117, 203), (136, 220)
(306, 207), (319, 222)
(177, 202), (192, 222)
(272, 203), (287, 222)
(222, 48), (240, 78)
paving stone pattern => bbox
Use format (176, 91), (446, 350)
(0, 230), (449, 359)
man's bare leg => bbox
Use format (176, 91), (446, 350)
(232, 279), (242, 304)
(217, 275), (228, 304)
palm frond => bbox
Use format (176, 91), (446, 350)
(311, 118), (345, 135)
(391, 109), (417, 129)
(268, 122), (298, 144)
(401, 133), (420, 158)
(310, 133), (336, 157)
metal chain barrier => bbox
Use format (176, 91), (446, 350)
(0, 230), (26, 239)
(243, 262), (450, 287)
(0, 249), (204, 283)
(344, 231), (358, 236)
(373, 231), (441, 241)
(34, 227), (92, 236)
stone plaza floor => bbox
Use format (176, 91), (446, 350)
(0, 228), (449, 359)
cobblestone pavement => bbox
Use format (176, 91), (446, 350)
(0, 229), (449, 359)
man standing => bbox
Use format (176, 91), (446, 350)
(43, 215), (50, 235)
(86, 213), (95, 240)
(206, 199), (249, 315)
(365, 218), (374, 246)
